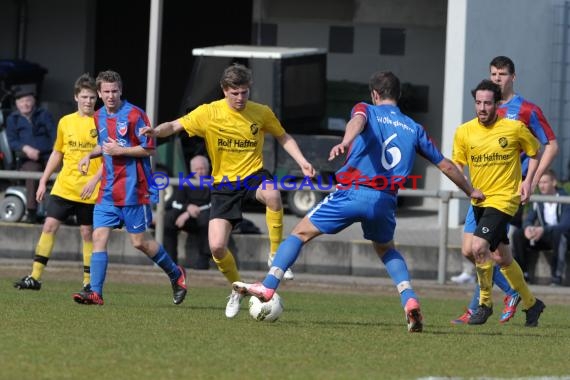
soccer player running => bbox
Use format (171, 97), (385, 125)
(452, 79), (545, 327)
(451, 56), (558, 325)
(73, 70), (187, 306)
(14, 74), (102, 293)
(233, 71), (484, 332)
(140, 63), (315, 318)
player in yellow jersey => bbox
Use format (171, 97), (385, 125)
(141, 63), (315, 318)
(452, 79), (545, 327)
(14, 73), (102, 293)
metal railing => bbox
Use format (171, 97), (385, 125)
(2, 169), (570, 284)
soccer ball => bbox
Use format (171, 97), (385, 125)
(248, 292), (284, 322)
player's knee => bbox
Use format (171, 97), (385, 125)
(209, 243), (226, 258)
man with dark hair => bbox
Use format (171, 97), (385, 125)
(452, 79), (545, 327)
(452, 56), (558, 325)
(233, 71), (484, 333)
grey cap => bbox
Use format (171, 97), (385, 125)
(13, 84), (36, 99)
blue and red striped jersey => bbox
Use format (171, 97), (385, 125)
(94, 101), (156, 206)
(498, 94), (556, 177)
(335, 103), (444, 192)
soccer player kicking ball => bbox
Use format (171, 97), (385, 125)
(233, 71), (484, 332)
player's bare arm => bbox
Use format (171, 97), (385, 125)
(522, 151), (541, 204)
(275, 133), (316, 177)
(36, 150), (64, 202)
(329, 114), (366, 161)
(437, 158), (485, 202)
(532, 141), (557, 189)
(140, 120), (184, 138)
(78, 145), (102, 175)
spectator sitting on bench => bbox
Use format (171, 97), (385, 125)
(513, 169), (570, 286)
(6, 85), (56, 223)
(163, 155), (212, 269)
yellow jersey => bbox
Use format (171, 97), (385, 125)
(178, 99), (286, 183)
(50, 112), (101, 203)
(452, 116), (540, 215)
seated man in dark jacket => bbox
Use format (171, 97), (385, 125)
(163, 155), (212, 269)
(6, 85), (56, 223)
(513, 169), (570, 285)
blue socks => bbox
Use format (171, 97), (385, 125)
(90, 251), (108, 295)
(381, 248), (418, 308)
(263, 235), (303, 289)
(468, 264), (516, 311)
(152, 245), (181, 283)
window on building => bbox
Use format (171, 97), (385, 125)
(329, 26), (354, 53)
(380, 28), (406, 56)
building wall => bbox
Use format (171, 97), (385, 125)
(255, 0), (448, 200)
(441, 0), (556, 225)
(1, 0), (95, 120)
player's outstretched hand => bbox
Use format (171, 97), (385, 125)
(328, 143), (348, 161)
(139, 125), (155, 137)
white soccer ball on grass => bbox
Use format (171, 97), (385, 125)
(248, 292), (284, 322)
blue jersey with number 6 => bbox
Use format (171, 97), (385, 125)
(335, 103), (444, 192)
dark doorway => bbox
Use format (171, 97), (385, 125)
(94, 0), (253, 121)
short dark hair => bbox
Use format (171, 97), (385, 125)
(471, 79), (501, 103)
(489, 56), (515, 75)
(368, 71), (400, 101)
(74, 73), (96, 96)
(96, 70), (122, 91)
(220, 63), (252, 89)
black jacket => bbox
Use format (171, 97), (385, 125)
(522, 188), (570, 235)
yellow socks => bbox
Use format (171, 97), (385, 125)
(213, 249), (240, 283)
(31, 233), (55, 281)
(500, 260), (536, 309)
(475, 260), (494, 307)
(83, 240), (93, 286)
(266, 207), (283, 255)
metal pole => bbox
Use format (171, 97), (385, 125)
(437, 190), (451, 284)
(146, 0), (164, 244)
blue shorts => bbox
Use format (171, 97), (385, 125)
(94, 204), (153, 233)
(464, 205), (476, 233)
(308, 188), (397, 244)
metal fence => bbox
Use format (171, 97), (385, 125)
(2, 169), (570, 284)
